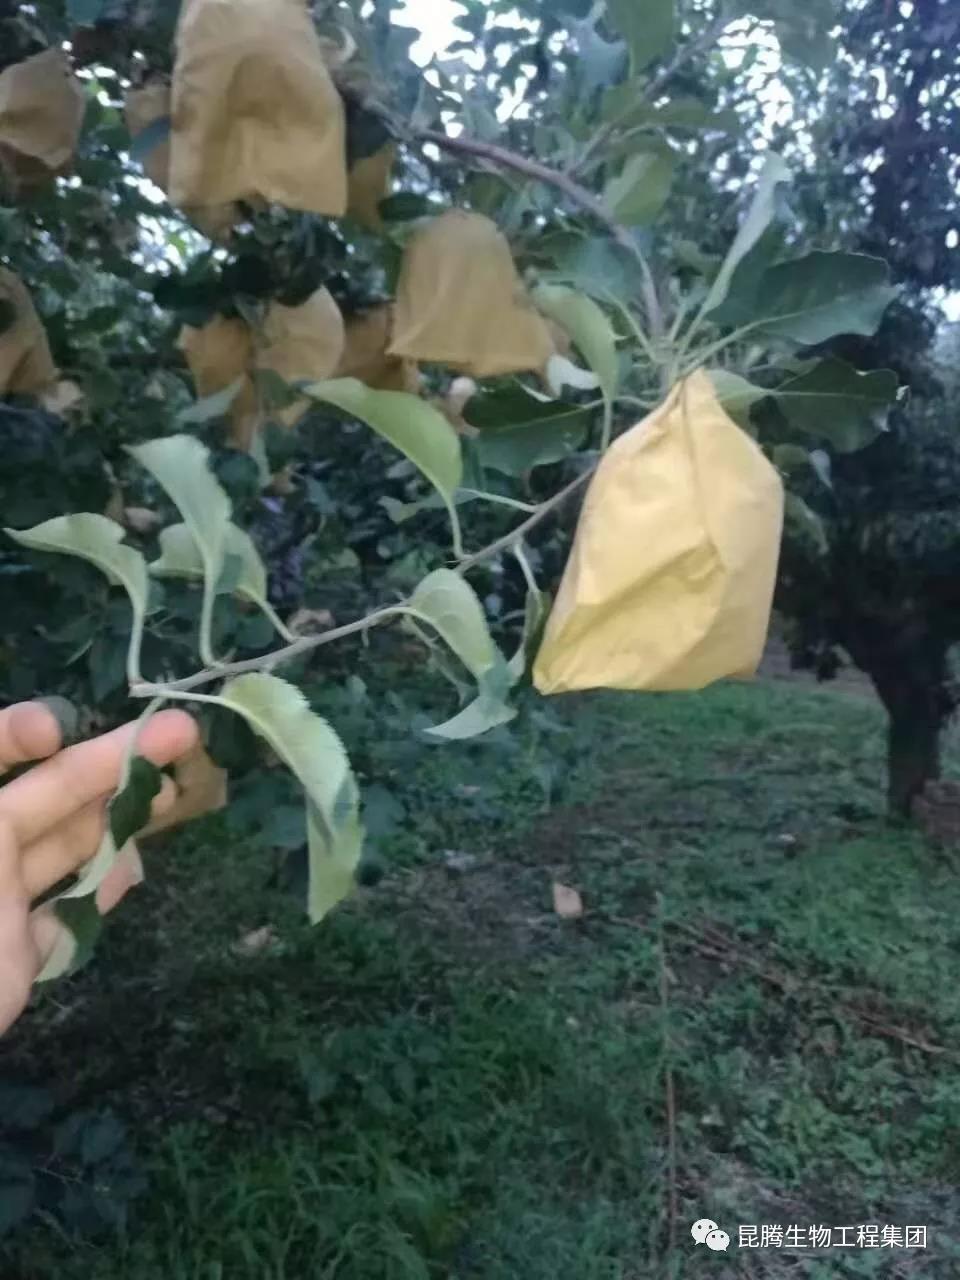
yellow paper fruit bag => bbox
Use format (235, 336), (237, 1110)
(0, 269), (58, 396)
(0, 49), (86, 191)
(123, 80), (171, 192)
(125, 80), (239, 240)
(140, 743), (228, 839)
(255, 287), (346, 427)
(169, 0), (348, 216)
(388, 210), (555, 379)
(337, 304), (419, 393)
(533, 371), (784, 695)
(347, 143), (396, 232)
(179, 314), (259, 449)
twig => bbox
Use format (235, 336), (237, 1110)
(130, 469), (595, 697)
(130, 607), (406, 697)
(570, 9), (732, 181)
(657, 894), (679, 1260)
(456, 469), (594, 575)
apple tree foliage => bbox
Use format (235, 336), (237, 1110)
(0, 0), (903, 969)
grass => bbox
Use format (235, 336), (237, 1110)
(4, 675), (960, 1277)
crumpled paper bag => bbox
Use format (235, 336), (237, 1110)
(125, 79), (239, 241)
(0, 49), (85, 191)
(181, 288), (345, 452)
(0, 269), (58, 396)
(534, 371), (784, 694)
(169, 0), (347, 216)
(347, 143), (395, 231)
(388, 210), (555, 379)
(179, 314), (259, 449)
(337, 303), (419, 393)
(255, 287), (345, 427)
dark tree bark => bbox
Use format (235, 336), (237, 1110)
(882, 687), (944, 820)
(862, 646), (951, 821)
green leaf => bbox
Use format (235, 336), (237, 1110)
(774, 358), (900, 452)
(407, 569), (501, 681)
(129, 435), (230, 580)
(531, 284), (619, 408)
(465, 387), (591, 476)
(4, 514), (149, 683)
(151, 522), (287, 634)
(36, 898), (103, 983)
(60, 754), (161, 903)
(176, 378), (245, 426)
(424, 695), (518, 741)
(128, 435), (232, 662)
(509, 589), (552, 681)
(603, 150), (676, 225)
(602, 89), (738, 135)
(607, 0), (674, 71)
(715, 253), (899, 346)
(305, 379), (464, 555)
(217, 674), (364, 924)
(702, 152), (792, 317)
(108, 756), (163, 849)
(784, 491), (829, 557)
(772, 444), (815, 475)
(709, 369), (766, 429)
(379, 193), (438, 222)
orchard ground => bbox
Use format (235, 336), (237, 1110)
(4, 661), (960, 1279)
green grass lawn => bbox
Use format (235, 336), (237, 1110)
(4, 677), (960, 1278)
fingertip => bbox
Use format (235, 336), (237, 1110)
(0, 703), (62, 770)
(136, 710), (200, 766)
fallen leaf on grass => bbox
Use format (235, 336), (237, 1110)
(552, 882), (584, 919)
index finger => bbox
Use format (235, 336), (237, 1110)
(0, 703), (62, 775)
(0, 710), (199, 846)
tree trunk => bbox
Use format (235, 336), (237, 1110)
(840, 622), (951, 822)
(884, 695), (943, 820)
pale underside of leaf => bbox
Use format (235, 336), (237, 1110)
(305, 378), (464, 553)
(406, 569), (500, 681)
(4, 513), (149, 680)
(217, 673), (364, 923)
(531, 284), (619, 409)
(703, 151), (791, 318)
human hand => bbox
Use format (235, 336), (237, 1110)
(0, 702), (198, 1034)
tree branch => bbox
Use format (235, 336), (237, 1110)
(570, 9), (732, 182)
(456, 468), (594, 575)
(131, 468), (596, 699)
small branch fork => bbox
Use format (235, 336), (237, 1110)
(131, 470), (594, 700)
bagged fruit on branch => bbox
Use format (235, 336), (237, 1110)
(534, 370), (784, 695)
(0, 49), (85, 192)
(169, 0), (348, 216)
(389, 210), (555, 379)
(0, 269), (58, 396)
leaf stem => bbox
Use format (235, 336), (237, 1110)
(679, 322), (758, 377)
(131, 466), (596, 700)
(459, 488), (541, 514)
